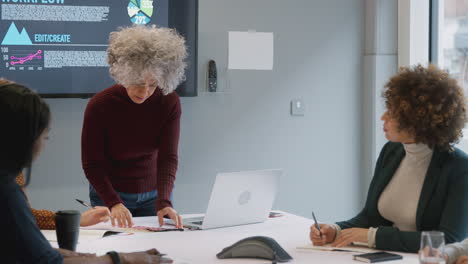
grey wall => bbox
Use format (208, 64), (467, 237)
(28, 0), (364, 222)
(361, 0), (398, 200)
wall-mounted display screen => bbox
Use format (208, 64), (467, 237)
(0, 0), (197, 97)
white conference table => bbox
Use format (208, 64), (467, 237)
(64, 212), (419, 263)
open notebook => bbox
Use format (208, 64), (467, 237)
(42, 219), (180, 243)
(41, 229), (131, 243)
(297, 243), (376, 254)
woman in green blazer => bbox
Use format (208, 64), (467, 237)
(310, 65), (468, 253)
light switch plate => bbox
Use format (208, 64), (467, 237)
(291, 99), (305, 116)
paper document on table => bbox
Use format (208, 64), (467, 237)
(81, 221), (179, 233)
(41, 229), (129, 243)
(80, 223), (124, 232)
(41, 230), (57, 242)
(297, 243), (376, 253)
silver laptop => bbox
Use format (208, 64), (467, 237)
(183, 169), (281, 230)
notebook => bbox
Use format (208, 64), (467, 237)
(353, 251), (403, 263)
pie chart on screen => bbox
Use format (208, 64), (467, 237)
(127, 0), (154, 25)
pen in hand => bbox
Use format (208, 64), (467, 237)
(312, 211), (323, 239)
(75, 198), (95, 209)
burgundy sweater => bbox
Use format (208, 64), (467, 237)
(81, 84), (181, 211)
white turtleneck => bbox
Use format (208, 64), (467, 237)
(331, 143), (433, 247)
(367, 143), (433, 247)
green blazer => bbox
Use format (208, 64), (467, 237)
(336, 142), (468, 253)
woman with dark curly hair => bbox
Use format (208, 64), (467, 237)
(309, 65), (468, 253)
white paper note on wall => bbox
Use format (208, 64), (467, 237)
(228, 31), (274, 70)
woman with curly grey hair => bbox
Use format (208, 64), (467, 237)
(310, 65), (468, 253)
(81, 25), (187, 229)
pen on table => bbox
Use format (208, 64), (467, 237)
(146, 228), (184, 232)
(312, 211), (323, 239)
(75, 198), (95, 209)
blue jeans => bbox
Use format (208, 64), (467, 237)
(89, 185), (157, 217)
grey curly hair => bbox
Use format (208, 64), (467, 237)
(107, 25), (187, 95)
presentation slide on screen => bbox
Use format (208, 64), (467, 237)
(0, 0), (168, 95)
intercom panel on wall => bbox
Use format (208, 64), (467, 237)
(207, 60), (217, 92)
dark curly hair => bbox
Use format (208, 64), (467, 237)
(383, 64), (467, 151)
